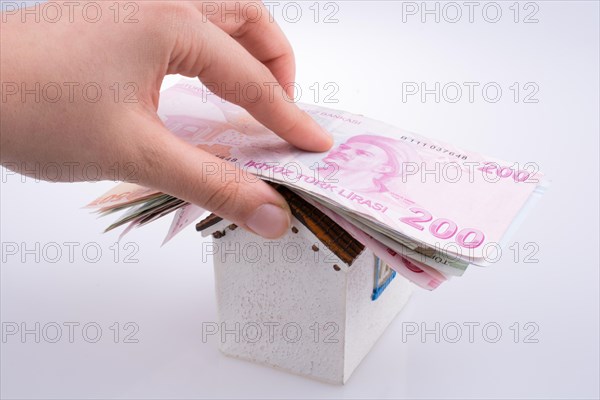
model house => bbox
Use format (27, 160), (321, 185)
(197, 186), (412, 384)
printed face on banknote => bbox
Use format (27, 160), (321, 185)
(96, 79), (544, 261)
(87, 77), (548, 292)
(321, 135), (418, 195)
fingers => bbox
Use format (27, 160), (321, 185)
(132, 118), (292, 239)
(171, 15), (333, 152)
(231, 11), (296, 99)
(190, 1), (296, 97)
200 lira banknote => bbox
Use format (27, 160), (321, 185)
(88, 79), (547, 288)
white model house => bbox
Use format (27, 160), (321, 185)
(197, 187), (412, 384)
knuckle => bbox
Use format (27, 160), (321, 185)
(277, 113), (302, 137)
(202, 178), (242, 217)
(155, 1), (198, 22)
(264, 100), (304, 136)
(127, 134), (166, 187)
(141, 2), (198, 42)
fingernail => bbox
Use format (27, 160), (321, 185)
(246, 204), (291, 239)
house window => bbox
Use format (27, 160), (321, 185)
(371, 256), (397, 301)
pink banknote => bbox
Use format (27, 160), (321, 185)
(153, 80), (545, 261)
(303, 194), (446, 290)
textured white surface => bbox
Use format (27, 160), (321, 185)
(212, 219), (411, 384)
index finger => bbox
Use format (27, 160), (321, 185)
(172, 16), (333, 152)
(191, 1), (296, 97)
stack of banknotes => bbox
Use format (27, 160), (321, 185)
(87, 80), (547, 290)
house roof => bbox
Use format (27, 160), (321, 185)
(196, 184), (365, 266)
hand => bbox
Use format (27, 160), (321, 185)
(0, 1), (333, 239)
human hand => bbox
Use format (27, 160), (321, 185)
(0, 1), (333, 238)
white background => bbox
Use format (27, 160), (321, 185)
(1, 1), (599, 399)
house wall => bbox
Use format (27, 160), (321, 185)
(344, 256), (412, 382)
(212, 217), (411, 384)
(213, 220), (347, 383)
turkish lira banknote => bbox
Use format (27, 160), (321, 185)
(87, 79), (547, 289)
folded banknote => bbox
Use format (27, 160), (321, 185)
(87, 79), (547, 290)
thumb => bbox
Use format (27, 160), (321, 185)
(130, 119), (292, 239)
